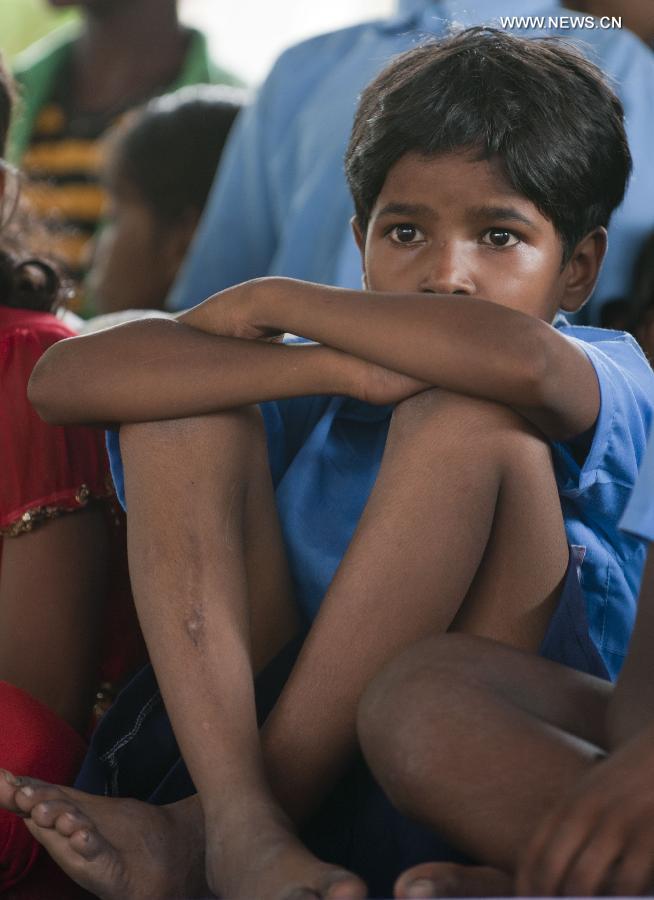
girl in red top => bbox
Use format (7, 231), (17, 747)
(0, 63), (141, 895)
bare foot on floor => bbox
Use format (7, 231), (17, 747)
(0, 770), (208, 900)
(205, 797), (366, 900)
(394, 862), (513, 898)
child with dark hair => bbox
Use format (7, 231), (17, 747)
(1, 27), (653, 900)
(87, 83), (245, 318)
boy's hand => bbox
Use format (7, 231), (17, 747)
(347, 354), (430, 406)
(180, 278), (429, 404)
(516, 727), (654, 897)
(178, 278), (284, 342)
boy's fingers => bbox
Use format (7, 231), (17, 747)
(559, 822), (624, 897)
(517, 807), (591, 896)
(608, 824), (654, 896)
(516, 808), (565, 894)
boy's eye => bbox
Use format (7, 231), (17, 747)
(388, 224), (424, 244)
(481, 229), (520, 248)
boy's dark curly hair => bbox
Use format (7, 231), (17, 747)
(345, 27), (632, 262)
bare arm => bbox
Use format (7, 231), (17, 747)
(0, 507), (109, 731)
(193, 277), (600, 441)
(31, 276), (598, 439)
(28, 316), (381, 426)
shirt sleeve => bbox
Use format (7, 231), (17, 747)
(552, 331), (654, 504)
(0, 324), (111, 536)
(621, 431), (654, 543)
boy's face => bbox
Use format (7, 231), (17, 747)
(355, 150), (600, 322)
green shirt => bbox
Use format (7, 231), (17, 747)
(10, 24), (240, 161)
(8, 25), (242, 307)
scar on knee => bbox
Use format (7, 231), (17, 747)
(185, 606), (206, 647)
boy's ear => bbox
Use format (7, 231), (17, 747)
(350, 216), (369, 290)
(559, 227), (607, 314)
(351, 215), (365, 255)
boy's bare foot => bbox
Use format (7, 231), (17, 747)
(204, 796), (366, 900)
(394, 862), (513, 898)
(0, 770), (208, 900)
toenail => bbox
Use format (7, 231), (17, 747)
(0, 769), (19, 785)
(406, 879), (437, 898)
(19, 786), (34, 798)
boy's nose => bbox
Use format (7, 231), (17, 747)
(419, 245), (475, 295)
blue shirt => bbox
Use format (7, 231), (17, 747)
(621, 431), (654, 543)
(107, 323), (654, 680)
(167, 0), (654, 325)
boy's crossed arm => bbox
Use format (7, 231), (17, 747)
(30, 273), (598, 442)
(27, 303), (425, 427)
(183, 276), (601, 441)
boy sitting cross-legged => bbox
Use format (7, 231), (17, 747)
(1, 27), (653, 900)
(359, 430), (654, 898)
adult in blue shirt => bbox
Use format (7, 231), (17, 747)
(168, 0), (654, 324)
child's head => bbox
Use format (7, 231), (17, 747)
(0, 57), (63, 312)
(345, 27), (631, 321)
(88, 83), (246, 314)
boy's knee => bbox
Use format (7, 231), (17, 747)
(358, 635), (473, 754)
(358, 634), (481, 810)
(120, 406), (266, 463)
(393, 388), (526, 435)
(390, 388), (550, 466)
(359, 634), (481, 722)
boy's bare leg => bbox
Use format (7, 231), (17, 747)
(357, 633), (612, 897)
(0, 388), (576, 898)
(261, 388), (571, 820)
(0, 409), (365, 900)
(119, 410), (363, 899)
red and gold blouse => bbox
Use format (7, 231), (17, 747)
(0, 304), (146, 717)
(0, 304), (111, 536)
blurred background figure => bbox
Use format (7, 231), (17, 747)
(9, 0), (240, 312)
(599, 298), (633, 332)
(602, 231), (654, 363)
(630, 231), (654, 360)
(84, 82), (245, 328)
